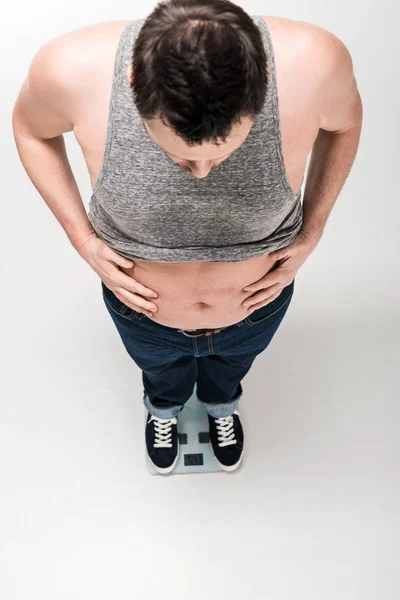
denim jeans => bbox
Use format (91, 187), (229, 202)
(101, 278), (295, 419)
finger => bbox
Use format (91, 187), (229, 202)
(242, 284), (282, 307)
(116, 270), (159, 299)
(114, 290), (154, 316)
(103, 247), (135, 270)
(115, 288), (158, 313)
(247, 292), (280, 312)
(243, 276), (281, 293)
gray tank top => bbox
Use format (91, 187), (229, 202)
(88, 16), (304, 263)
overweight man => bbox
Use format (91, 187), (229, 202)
(12, 0), (363, 475)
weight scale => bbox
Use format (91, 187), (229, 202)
(145, 383), (243, 475)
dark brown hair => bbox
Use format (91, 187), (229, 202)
(131, 0), (268, 147)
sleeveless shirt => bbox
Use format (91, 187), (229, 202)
(87, 16), (304, 263)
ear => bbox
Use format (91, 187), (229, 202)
(127, 63), (134, 85)
(266, 63), (270, 76)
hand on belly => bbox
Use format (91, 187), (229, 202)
(120, 254), (277, 329)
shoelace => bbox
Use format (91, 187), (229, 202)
(150, 415), (177, 448)
(214, 415), (237, 447)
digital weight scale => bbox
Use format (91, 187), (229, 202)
(145, 384), (243, 475)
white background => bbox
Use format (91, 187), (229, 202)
(1, 1), (399, 599)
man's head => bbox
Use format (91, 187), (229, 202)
(126, 0), (269, 178)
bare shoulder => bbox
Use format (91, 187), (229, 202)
(28, 20), (129, 92)
(261, 15), (354, 82)
(13, 21), (129, 138)
(47, 21), (128, 64)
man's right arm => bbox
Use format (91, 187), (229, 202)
(12, 34), (97, 255)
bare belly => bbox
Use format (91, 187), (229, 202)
(119, 253), (278, 329)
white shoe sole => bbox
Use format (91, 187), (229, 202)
(212, 442), (245, 472)
(149, 442), (180, 475)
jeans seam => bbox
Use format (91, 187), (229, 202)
(244, 288), (294, 326)
(102, 292), (138, 321)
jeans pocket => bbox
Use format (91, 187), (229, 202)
(244, 280), (294, 326)
(101, 281), (144, 321)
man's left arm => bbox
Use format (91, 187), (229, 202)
(241, 30), (363, 305)
(299, 31), (363, 250)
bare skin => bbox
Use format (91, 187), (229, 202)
(13, 16), (360, 329)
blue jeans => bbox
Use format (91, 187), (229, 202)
(101, 278), (295, 419)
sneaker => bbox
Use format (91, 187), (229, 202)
(207, 410), (244, 472)
(145, 412), (179, 475)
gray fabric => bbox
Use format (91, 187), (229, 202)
(88, 16), (303, 263)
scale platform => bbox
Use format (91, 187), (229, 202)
(145, 384), (243, 475)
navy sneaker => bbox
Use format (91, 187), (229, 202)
(207, 409), (244, 472)
(145, 412), (179, 475)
